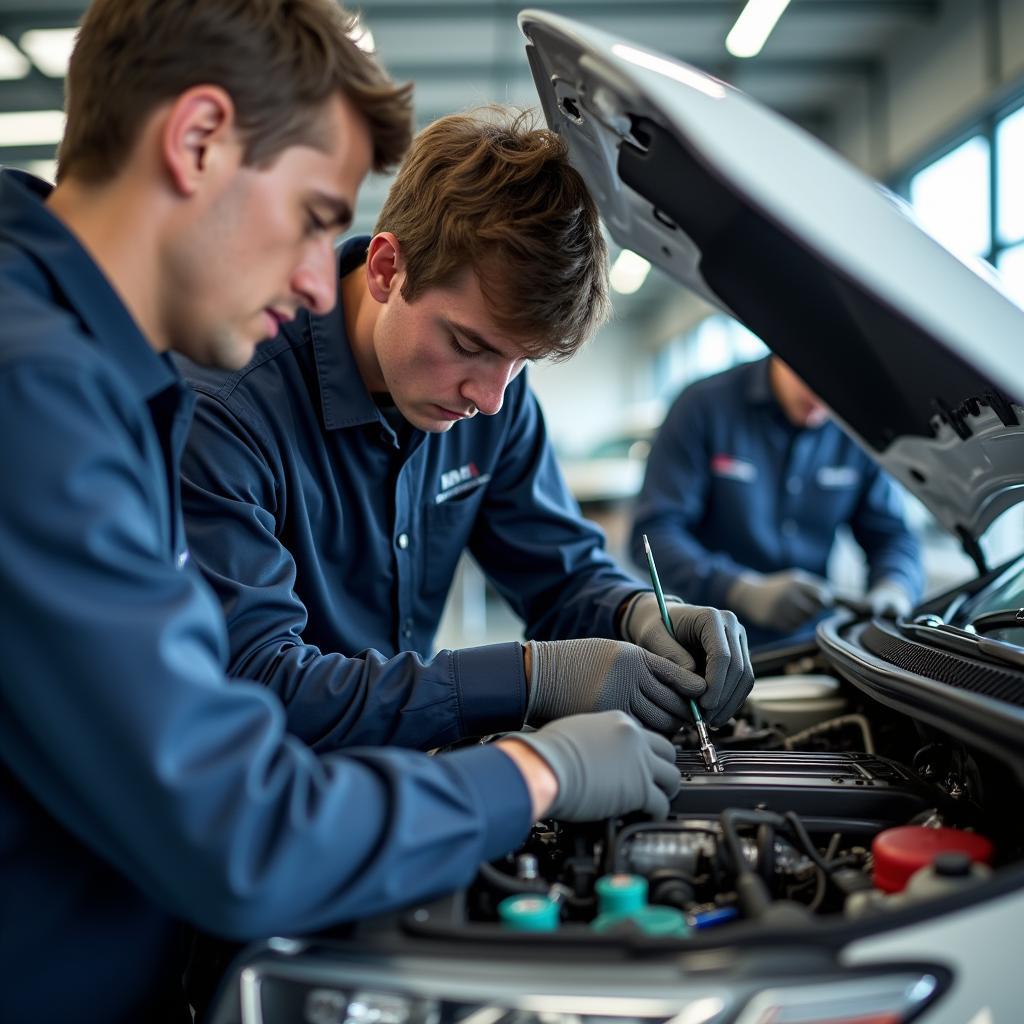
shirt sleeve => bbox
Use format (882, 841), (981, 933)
(849, 458), (925, 601)
(180, 391), (527, 751)
(467, 376), (647, 641)
(630, 386), (752, 608)
(0, 357), (531, 939)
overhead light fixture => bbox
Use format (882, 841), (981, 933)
(610, 249), (651, 295)
(0, 35), (30, 80)
(0, 110), (66, 147)
(726, 0), (793, 59)
(348, 21), (375, 53)
(20, 27), (77, 78)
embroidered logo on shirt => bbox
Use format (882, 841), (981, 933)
(816, 466), (860, 489)
(710, 454), (757, 483)
(436, 462), (491, 504)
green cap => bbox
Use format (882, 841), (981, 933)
(595, 874), (648, 915)
(592, 905), (689, 937)
(498, 895), (559, 932)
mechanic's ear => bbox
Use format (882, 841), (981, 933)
(161, 85), (237, 197)
(365, 232), (403, 303)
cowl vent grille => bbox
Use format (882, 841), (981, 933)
(861, 623), (1024, 708)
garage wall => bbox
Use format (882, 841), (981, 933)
(528, 323), (639, 456)
(835, 0), (1024, 178)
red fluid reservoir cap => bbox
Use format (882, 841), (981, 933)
(872, 826), (994, 894)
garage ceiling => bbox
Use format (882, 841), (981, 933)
(0, 0), (941, 317)
(0, 1), (938, 203)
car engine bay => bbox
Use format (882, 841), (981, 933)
(412, 626), (1023, 942)
(202, 587), (1024, 1023)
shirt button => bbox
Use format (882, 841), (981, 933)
(786, 476), (803, 495)
(402, 618), (414, 639)
(176, 550), (189, 570)
(781, 519), (799, 538)
(397, 533), (410, 550)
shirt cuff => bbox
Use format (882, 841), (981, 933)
(452, 641), (528, 735)
(447, 744), (534, 860)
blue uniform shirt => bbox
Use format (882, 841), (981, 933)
(631, 357), (923, 646)
(179, 236), (645, 752)
(0, 173), (531, 1024)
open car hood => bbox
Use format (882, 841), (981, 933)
(519, 10), (1024, 557)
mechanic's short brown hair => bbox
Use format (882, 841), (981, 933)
(58, 0), (413, 183)
(374, 107), (610, 360)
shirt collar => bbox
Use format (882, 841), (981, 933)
(306, 234), (384, 431)
(0, 169), (176, 400)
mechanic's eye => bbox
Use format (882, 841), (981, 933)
(450, 334), (482, 358)
(305, 211), (330, 237)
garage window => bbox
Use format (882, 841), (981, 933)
(907, 99), (1024, 307)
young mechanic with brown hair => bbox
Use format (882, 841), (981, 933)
(0, 6), (683, 1021)
(179, 108), (756, 757)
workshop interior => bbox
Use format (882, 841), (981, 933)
(4, 2), (1024, 1023)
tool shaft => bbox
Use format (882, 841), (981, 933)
(641, 534), (724, 773)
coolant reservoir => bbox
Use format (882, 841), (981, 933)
(872, 826), (994, 893)
(904, 851), (992, 898)
(743, 674), (846, 733)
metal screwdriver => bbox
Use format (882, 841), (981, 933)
(641, 534), (723, 773)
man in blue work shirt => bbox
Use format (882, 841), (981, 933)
(0, 4), (686, 1021)
(179, 109), (755, 758)
(631, 355), (923, 648)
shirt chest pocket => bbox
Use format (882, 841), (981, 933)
(420, 484), (488, 605)
(811, 465), (862, 517)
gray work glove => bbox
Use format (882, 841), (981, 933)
(622, 593), (753, 727)
(865, 579), (914, 619)
(511, 710), (680, 821)
(728, 569), (834, 633)
(525, 637), (705, 734)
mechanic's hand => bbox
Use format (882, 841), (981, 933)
(525, 637), (704, 734)
(509, 711), (680, 821)
(728, 569), (834, 633)
(865, 579), (914, 619)
(622, 593), (753, 726)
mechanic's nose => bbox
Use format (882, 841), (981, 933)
(291, 241), (338, 317)
(461, 364), (515, 416)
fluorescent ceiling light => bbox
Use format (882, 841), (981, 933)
(610, 249), (651, 295)
(0, 35), (30, 80)
(612, 44), (726, 100)
(20, 27), (77, 78)
(348, 22), (375, 53)
(0, 110), (65, 146)
(726, 0), (793, 59)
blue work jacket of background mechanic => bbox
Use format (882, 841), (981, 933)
(631, 357), (923, 648)
(0, 174), (532, 1024)
(179, 236), (647, 755)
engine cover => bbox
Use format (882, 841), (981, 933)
(672, 750), (938, 831)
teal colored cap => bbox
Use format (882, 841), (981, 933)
(498, 894), (559, 932)
(631, 905), (690, 936)
(592, 905), (689, 937)
(595, 873), (648, 915)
